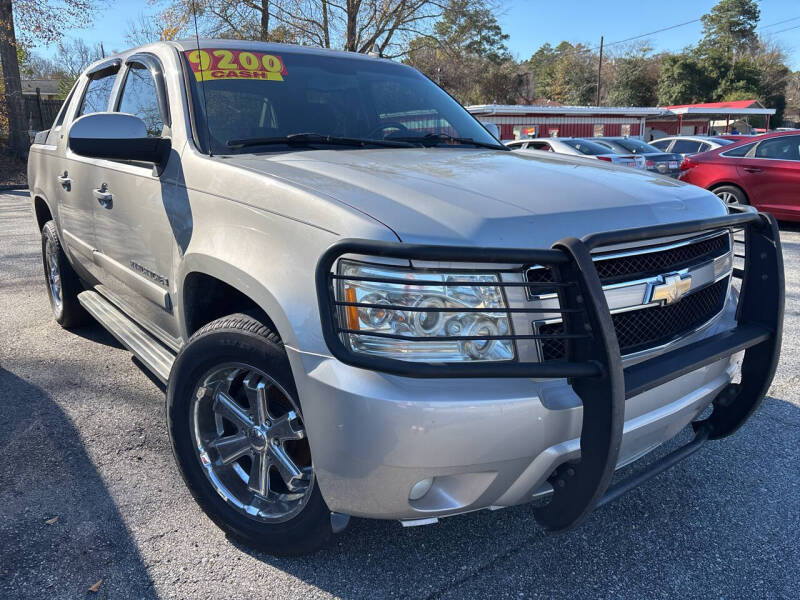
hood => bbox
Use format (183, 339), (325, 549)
(222, 148), (728, 248)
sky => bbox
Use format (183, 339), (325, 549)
(36, 0), (800, 70)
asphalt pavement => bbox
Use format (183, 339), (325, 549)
(1, 189), (798, 599)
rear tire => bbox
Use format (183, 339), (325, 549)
(167, 314), (332, 555)
(712, 185), (748, 206)
(41, 220), (88, 328)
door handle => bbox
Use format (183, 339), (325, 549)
(57, 172), (71, 191)
(93, 184), (113, 207)
(743, 167), (762, 173)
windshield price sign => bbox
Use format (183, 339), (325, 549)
(184, 49), (287, 82)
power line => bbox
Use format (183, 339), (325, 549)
(767, 23), (800, 35)
(758, 16), (800, 30)
(593, 18), (702, 50)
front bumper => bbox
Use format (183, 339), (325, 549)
(307, 208), (783, 530)
(289, 343), (739, 520)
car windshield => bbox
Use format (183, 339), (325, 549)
(612, 138), (661, 154)
(708, 137), (734, 145)
(562, 139), (613, 155)
(182, 47), (503, 154)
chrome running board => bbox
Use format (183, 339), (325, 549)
(78, 290), (175, 383)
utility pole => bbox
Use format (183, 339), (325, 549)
(596, 35), (604, 107)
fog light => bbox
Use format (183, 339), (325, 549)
(409, 477), (434, 501)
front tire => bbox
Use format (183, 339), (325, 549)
(167, 314), (332, 555)
(41, 220), (88, 328)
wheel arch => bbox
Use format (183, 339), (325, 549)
(33, 194), (54, 231)
(178, 255), (296, 349)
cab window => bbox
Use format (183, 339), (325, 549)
(117, 63), (164, 137)
(78, 69), (118, 116)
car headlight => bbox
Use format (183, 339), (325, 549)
(336, 260), (514, 362)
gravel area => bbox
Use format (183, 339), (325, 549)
(1, 190), (797, 599)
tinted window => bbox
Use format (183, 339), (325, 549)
(118, 63), (164, 137)
(78, 72), (117, 116)
(562, 139), (613, 155)
(182, 48), (501, 154)
(613, 138), (659, 154)
(709, 137), (734, 145)
(698, 143), (711, 152)
(530, 142), (552, 151)
(722, 142), (756, 157)
(592, 140), (619, 152)
(650, 139), (671, 151)
(754, 136), (800, 161)
(671, 140), (703, 154)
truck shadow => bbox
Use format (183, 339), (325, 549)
(233, 394), (799, 598)
(0, 368), (157, 599)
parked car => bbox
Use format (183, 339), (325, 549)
(715, 134), (757, 142)
(28, 40), (783, 556)
(506, 137), (645, 169)
(590, 137), (683, 177)
(679, 131), (800, 221)
(650, 136), (734, 157)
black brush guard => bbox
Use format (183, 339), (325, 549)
(314, 208), (783, 532)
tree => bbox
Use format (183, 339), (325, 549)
(0, 0), (94, 157)
(606, 46), (660, 107)
(152, 0), (447, 57)
(657, 53), (714, 105)
(405, 1), (519, 105)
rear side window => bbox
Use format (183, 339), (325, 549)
(722, 142), (756, 157)
(117, 63), (164, 137)
(698, 143), (711, 152)
(562, 139), (613, 155)
(649, 139), (671, 151)
(78, 70), (117, 116)
(530, 142), (552, 151)
(754, 136), (800, 161)
(670, 140), (702, 154)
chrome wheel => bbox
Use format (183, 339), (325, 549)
(45, 237), (62, 308)
(191, 364), (313, 522)
(714, 190), (738, 204)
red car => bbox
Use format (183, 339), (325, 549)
(678, 131), (800, 221)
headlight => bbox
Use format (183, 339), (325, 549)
(336, 260), (514, 362)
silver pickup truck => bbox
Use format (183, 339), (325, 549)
(27, 40), (784, 556)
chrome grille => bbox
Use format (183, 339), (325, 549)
(529, 231), (732, 360)
(538, 278), (729, 360)
(526, 231), (730, 291)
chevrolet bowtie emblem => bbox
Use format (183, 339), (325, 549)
(650, 273), (692, 305)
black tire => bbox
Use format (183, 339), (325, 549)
(41, 220), (88, 328)
(712, 185), (748, 206)
(166, 314), (332, 555)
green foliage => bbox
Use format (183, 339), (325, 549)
(406, 0), (520, 104)
(607, 48), (659, 106)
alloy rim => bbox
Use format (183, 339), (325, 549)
(714, 190), (737, 204)
(45, 238), (62, 308)
(191, 363), (313, 522)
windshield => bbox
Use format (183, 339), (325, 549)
(612, 138), (660, 154)
(182, 47), (502, 154)
(562, 139), (613, 155)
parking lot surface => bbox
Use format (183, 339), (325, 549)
(1, 189), (798, 599)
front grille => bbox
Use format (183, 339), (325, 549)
(526, 232), (730, 291)
(538, 278), (729, 360)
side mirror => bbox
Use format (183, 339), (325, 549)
(69, 112), (170, 165)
